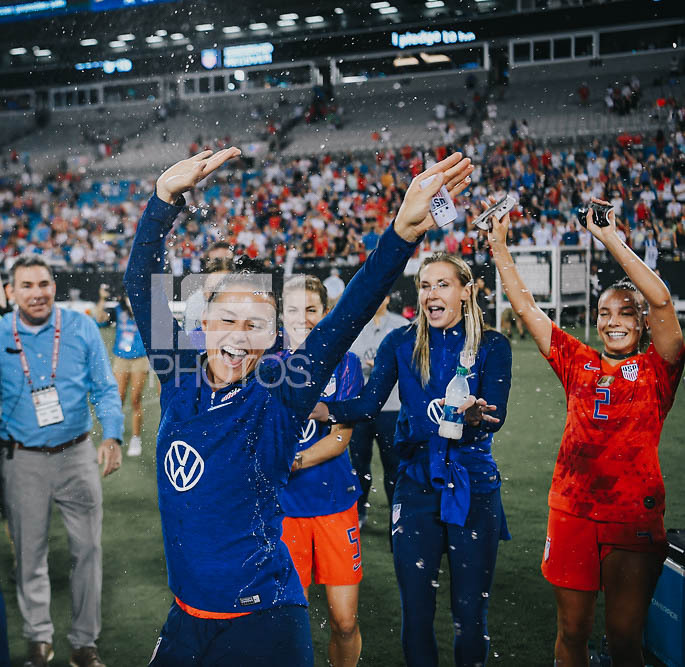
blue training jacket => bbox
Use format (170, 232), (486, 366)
(326, 321), (512, 524)
(278, 350), (364, 518)
(123, 193), (419, 615)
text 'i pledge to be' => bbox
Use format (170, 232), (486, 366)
(391, 29), (476, 50)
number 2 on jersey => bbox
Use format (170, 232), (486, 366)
(593, 387), (610, 420)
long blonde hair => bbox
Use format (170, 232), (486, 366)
(412, 253), (485, 386)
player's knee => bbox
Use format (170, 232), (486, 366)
(557, 615), (592, 646)
(330, 612), (359, 639)
(605, 620), (642, 660)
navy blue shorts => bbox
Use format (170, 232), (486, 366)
(148, 602), (313, 666)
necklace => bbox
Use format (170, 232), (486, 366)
(602, 349), (637, 361)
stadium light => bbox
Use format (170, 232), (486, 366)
(334, 7), (344, 13)
(35, 48), (51, 57)
(9, 47), (27, 55)
(379, 6), (398, 13)
(277, 19), (295, 27)
(393, 55), (419, 66)
(146, 35), (164, 44)
(155, 29), (167, 36)
(223, 26), (241, 34)
(342, 75), (367, 83)
(80, 38), (98, 46)
(425, 0), (444, 6)
(279, 13), (298, 20)
(305, 15), (324, 23)
(370, 1), (390, 8)
(170, 33), (185, 40)
(249, 23), (267, 30)
(109, 40), (126, 48)
(118, 34), (135, 41)
(420, 51), (451, 63)
(234, 69), (245, 81)
(195, 24), (213, 32)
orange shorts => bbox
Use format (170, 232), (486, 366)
(541, 507), (668, 591)
(281, 504), (363, 589)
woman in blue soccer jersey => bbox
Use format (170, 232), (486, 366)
(280, 275), (365, 666)
(311, 253), (513, 667)
(123, 147), (474, 666)
(94, 287), (149, 456)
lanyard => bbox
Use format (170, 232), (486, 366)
(12, 308), (62, 389)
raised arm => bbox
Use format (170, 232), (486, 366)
(278, 153), (474, 420)
(123, 149), (241, 384)
(485, 199), (553, 356)
(586, 198), (683, 363)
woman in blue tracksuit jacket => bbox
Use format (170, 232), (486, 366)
(317, 252), (512, 667)
(123, 147), (474, 666)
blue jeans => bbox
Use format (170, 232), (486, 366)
(148, 602), (313, 666)
(348, 411), (400, 519)
(392, 474), (505, 667)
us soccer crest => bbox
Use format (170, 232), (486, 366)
(322, 374), (337, 398)
(621, 362), (639, 382)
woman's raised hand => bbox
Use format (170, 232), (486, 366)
(394, 152), (473, 243)
(475, 196), (511, 248)
(156, 147), (242, 205)
(585, 197), (619, 243)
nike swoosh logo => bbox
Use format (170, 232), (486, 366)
(391, 526), (402, 536)
(584, 363), (600, 371)
(207, 402), (234, 412)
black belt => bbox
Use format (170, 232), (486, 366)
(14, 432), (89, 455)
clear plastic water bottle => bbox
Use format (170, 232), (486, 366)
(439, 366), (470, 440)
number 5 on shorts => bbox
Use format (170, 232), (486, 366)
(347, 526), (361, 571)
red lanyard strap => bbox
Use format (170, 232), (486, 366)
(12, 309), (62, 388)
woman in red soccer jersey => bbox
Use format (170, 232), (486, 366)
(487, 196), (685, 666)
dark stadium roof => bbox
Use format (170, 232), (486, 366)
(0, 0), (681, 77)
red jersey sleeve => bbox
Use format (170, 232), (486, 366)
(544, 323), (590, 393)
(644, 342), (685, 420)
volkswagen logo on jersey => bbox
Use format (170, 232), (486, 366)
(427, 398), (444, 425)
(621, 362), (639, 382)
(164, 440), (205, 492)
(299, 418), (317, 444)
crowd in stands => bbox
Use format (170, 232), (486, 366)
(1, 118), (685, 276)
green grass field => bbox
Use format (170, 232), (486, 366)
(1, 328), (683, 666)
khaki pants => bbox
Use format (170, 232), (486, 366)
(2, 438), (103, 648)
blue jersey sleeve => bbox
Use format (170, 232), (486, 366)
(123, 193), (197, 385)
(462, 332), (512, 441)
(325, 330), (399, 423)
(271, 225), (418, 422)
(334, 352), (364, 405)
